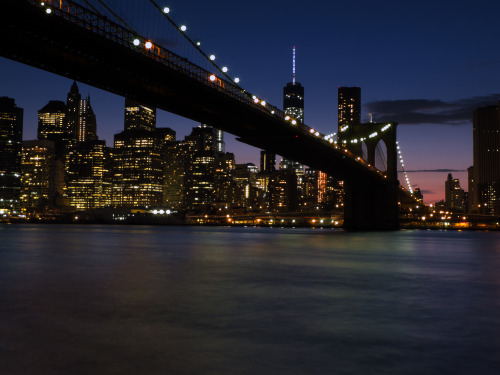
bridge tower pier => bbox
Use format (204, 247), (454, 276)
(341, 122), (400, 230)
(343, 180), (400, 230)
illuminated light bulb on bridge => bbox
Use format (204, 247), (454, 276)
(46, 8), (52, 14)
(209, 54), (216, 61)
(271, 110), (275, 114)
(285, 116), (290, 120)
(261, 101), (267, 106)
(163, 7), (170, 14)
(196, 41), (201, 46)
(180, 25), (187, 31)
(222, 66), (228, 73)
(209, 74), (216, 81)
(292, 120), (297, 125)
(133, 39), (140, 46)
(234, 77), (240, 83)
(145, 41), (153, 49)
(315, 132), (320, 136)
(253, 98), (259, 103)
(309, 129), (314, 133)
(329, 139), (333, 143)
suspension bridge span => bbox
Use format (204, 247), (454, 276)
(0, 0), (419, 230)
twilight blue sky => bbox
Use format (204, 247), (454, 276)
(2, 0), (500, 202)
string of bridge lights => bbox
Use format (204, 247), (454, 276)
(148, 1), (241, 85)
(397, 141), (413, 194)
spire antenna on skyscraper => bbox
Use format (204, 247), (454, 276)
(292, 46), (296, 84)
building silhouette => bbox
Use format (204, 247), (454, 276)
(338, 86), (361, 132)
(66, 81), (97, 142)
(470, 103), (500, 214)
(260, 150), (276, 173)
(445, 173), (465, 213)
(0, 97), (23, 213)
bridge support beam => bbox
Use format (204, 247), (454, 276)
(343, 181), (400, 230)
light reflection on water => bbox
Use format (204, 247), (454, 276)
(1, 225), (500, 374)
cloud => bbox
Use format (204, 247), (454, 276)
(365, 95), (500, 125)
(417, 189), (435, 195)
(400, 169), (467, 173)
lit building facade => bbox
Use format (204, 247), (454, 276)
(38, 101), (68, 141)
(67, 140), (112, 210)
(0, 97), (23, 213)
(124, 98), (156, 131)
(338, 86), (361, 132)
(20, 140), (56, 210)
(113, 99), (167, 208)
(183, 126), (219, 210)
(268, 170), (298, 212)
(163, 140), (191, 209)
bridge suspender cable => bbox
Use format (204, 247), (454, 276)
(93, 0), (136, 33)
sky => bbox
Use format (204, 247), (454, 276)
(2, 0), (500, 203)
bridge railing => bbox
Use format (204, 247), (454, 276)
(35, 0), (404, 185)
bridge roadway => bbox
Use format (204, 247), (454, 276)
(1, 0), (401, 230)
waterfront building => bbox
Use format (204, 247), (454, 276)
(183, 126), (219, 210)
(471, 103), (500, 214)
(20, 140), (56, 210)
(268, 170), (298, 212)
(113, 99), (165, 208)
(163, 140), (190, 209)
(445, 173), (465, 212)
(66, 140), (112, 210)
(0, 97), (23, 213)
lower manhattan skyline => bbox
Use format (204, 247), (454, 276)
(2, 0), (500, 203)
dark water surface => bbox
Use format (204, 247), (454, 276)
(1, 224), (500, 374)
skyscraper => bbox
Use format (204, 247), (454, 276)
(471, 103), (500, 214)
(20, 140), (56, 211)
(283, 46), (304, 123)
(338, 87), (361, 132)
(0, 97), (23, 213)
(124, 98), (156, 131)
(113, 99), (169, 208)
(445, 173), (465, 212)
(37, 100), (68, 141)
(184, 125), (219, 210)
(66, 81), (97, 142)
(66, 140), (112, 210)
(260, 150), (276, 173)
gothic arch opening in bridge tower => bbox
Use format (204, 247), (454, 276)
(375, 139), (388, 173)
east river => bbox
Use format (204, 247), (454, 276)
(1, 224), (500, 374)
